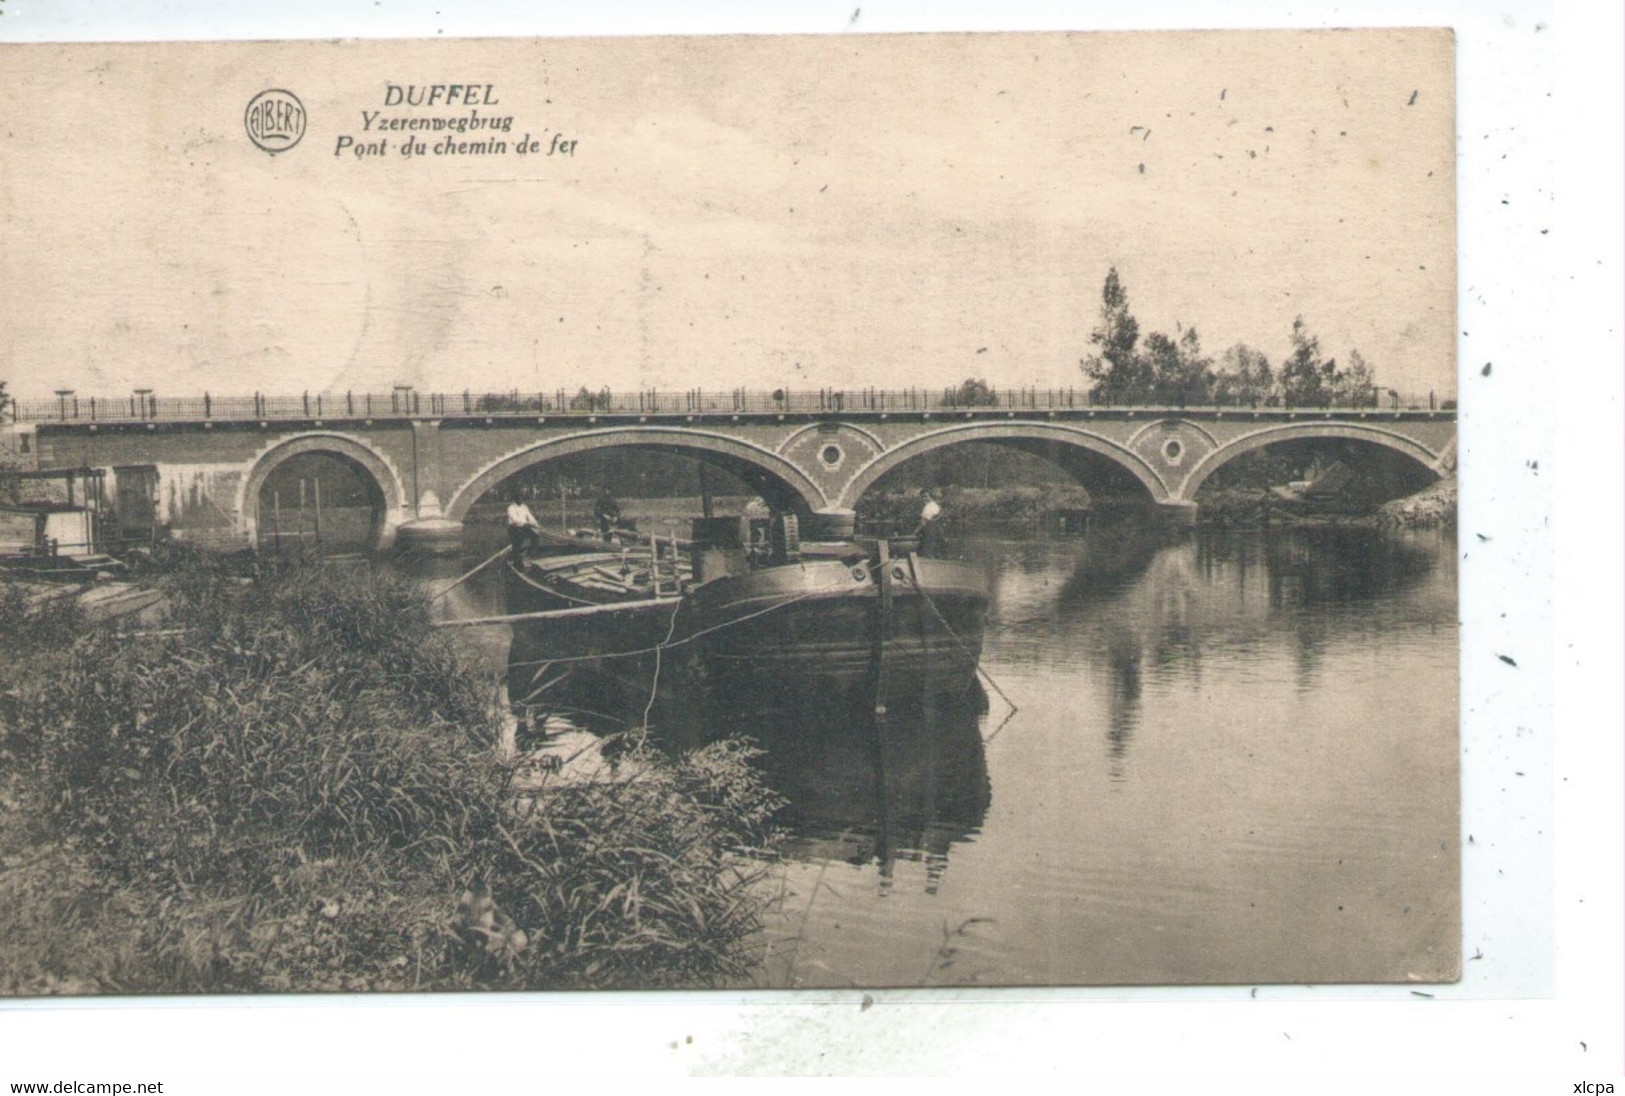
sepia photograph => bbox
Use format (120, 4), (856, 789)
(0, 26), (1468, 1000)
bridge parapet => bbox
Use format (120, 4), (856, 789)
(10, 388), (1456, 426)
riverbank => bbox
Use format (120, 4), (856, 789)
(1373, 477), (1458, 529)
(1197, 478), (1457, 530)
(0, 559), (781, 995)
(861, 478), (1457, 533)
(858, 484), (1095, 532)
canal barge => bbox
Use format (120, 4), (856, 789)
(502, 512), (990, 719)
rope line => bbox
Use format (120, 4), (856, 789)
(904, 557), (1021, 721)
(638, 596), (687, 740)
(429, 545), (511, 603)
(515, 665), (574, 707)
(503, 579), (851, 671)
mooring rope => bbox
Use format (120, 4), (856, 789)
(904, 558), (1020, 721)
(515, 664), (575, 707)
(638, 596), (687, 740)
(429, 544), (511, 603)
(502, 580), (848, 671)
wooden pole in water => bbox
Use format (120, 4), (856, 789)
(273, 489), (282, 555)
(698, 463), (715, 519)
(313, 477), (322, 548)
(867, 538), (895, 880)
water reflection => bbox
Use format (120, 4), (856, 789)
(400, 516), (1458, 986)
(455, 518), (1448, 834)
(714, 689), (992, 895)
(1016, 523), (1449, 774)
(1057, 513), (1170, 604)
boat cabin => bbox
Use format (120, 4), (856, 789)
(0, 502), (99, 557)
(0, 466), (127, 579)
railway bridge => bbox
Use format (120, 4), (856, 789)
(8, 388), (1457, 551)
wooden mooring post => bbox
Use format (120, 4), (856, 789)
(867, 538), (895, 877)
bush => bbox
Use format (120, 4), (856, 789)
(470, 741), (781, 989)
(0, 580), (85, 660)
(857, 484), (1093, 532)
(0, 561), (781, 993)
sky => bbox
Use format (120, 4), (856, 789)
(0, 29), (1456, 401)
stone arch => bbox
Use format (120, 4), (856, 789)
(444, 427), (828, 521)
(1179, 422), (1447, 502)
(835, 421), (1171, 510)
(238, 433), (408, 549)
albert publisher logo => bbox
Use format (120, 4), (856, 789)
(245, 89), (306, 154)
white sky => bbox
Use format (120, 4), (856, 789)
(0, 28), (1455, 401)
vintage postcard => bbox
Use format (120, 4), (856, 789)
(0, 29), (1459, 996)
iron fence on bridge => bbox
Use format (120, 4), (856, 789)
(7, 386), (1451, 425)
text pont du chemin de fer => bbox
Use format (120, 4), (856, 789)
(334, 84), (578, 159)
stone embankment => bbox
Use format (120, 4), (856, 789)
(1373, 478), (1457, 530)
(1195, 478), (1457, 529)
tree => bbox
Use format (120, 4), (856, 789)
(1212, 343), (1276, 406)
(1081, 268), (1153, 404)
(1146, 327), (1214, 406)
(1278, 316), (1338, 407)
(946, 377), (999, 407)
(1079, 276), (1382, 409)
(0, 382), (16, 493)
(1333, 348), (1377, 407)
(568, 386), (612, 412)
(475, 391), (548, 413)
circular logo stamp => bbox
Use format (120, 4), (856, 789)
(244, 89), (306, 154)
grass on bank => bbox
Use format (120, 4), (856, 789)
(0, 559), (781, 994)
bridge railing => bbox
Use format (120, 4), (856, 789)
(7, 386), (1454, 424)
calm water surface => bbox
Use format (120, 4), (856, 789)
(425, 519), (1459, 988)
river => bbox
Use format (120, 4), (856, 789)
(424, 517), (1459, 988)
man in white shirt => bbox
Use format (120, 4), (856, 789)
(506, 498), (542, 554)
(916, 488), (945, 556)
(919, 490), (943, 527)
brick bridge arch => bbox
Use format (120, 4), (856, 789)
(443, 426), (827, 522)
(238, 432), (410, 549)
(836, 421), (1171, 511)
(1179, 421), (1449, 501)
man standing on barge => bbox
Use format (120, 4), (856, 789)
(506, 497), (542, 555)
(916, 488), (945, 556)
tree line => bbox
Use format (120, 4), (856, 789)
(1079, 268), (1381, 408)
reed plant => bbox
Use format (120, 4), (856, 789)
(0, 561), (780, 994)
